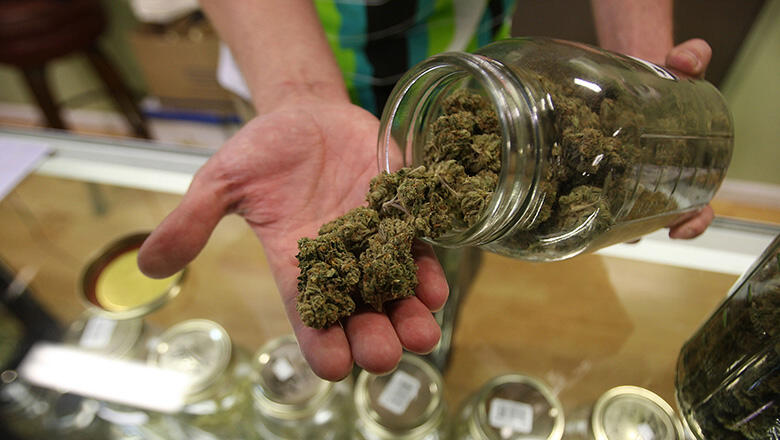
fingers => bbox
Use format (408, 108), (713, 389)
(666, 38), (712, 79)
(387, 297), (441, 354)
(293, 325), (355, 381)
(344, 311), (402, 374)
(669, 205), (714, 239)
(137, 169), (230, 278)
(412, 241), (449, 312)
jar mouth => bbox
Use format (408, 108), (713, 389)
(377, 50), (540, 247)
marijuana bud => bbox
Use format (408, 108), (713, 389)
(296, 89), (501, 328)
(296, 235), (360, 329)
(359, 219), (418, 311)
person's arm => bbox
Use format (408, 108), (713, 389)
(199, 0), (349, 114)
(590, 0), (674, 63)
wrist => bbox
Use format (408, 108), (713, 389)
(252, 80), (350, 115)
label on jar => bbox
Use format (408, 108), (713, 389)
(488, 398), (533, 434)
(271, 358), (295, 382)
(637, 423), (655, 440)
(79, 316), (117, 349)
(377, 370), (421, 415)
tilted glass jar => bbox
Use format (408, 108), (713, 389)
(675, 234), (780, 440)
(378, 37), (733, 261)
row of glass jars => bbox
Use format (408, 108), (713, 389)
(1, 313), (688, 440)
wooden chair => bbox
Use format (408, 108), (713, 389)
(0, 0), (150, 138)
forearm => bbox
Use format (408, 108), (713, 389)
(199, 0), (349, 113)
(591, 0), (674, 63)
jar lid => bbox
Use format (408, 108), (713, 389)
(64, 313), (144, 358)
(469, 374), (564, 440)
(250, 334), (332, 418)
(147, 319), (232, 396)
(591, 386), (684, 440)
(354, 353), (446, 437)
(79, 232), (185, 320)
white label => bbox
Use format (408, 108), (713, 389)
(79, 317), (118, 349)
(271, 358), (295, 382)
(185, 399), (218, 415)
(98, 406), (149, 426)
(377, 370), (421, 415)
(488, 398), (534, 434)
(637, 423), (656, 440)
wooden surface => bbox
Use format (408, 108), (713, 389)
(0, 172), (747, 425)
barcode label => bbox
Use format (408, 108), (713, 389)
(271, 358), (295, 381)
(377, 370), (421, 415)
(79, 317), (117, 349)
(488, 398), (534, 433)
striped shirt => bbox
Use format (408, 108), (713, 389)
(218, 0), (516, 115)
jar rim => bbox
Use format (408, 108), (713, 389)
(377, 49), (541, 247)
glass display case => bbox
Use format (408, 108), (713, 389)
(0, 127), (777, 439)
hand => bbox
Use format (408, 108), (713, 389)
(664, 38), (716, 239)
(137, 98), (448, 381)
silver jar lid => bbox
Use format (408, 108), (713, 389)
(466, 374), (564, 440)
(251, 334), (333, 418)
(65, 313), (144, 358)
(147, 319), (232, 397)
(591, 386), (684, 440)
(354, 353), (446, 438)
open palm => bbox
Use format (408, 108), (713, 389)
(138, 99), (448, 381)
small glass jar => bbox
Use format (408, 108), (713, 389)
(564, 386), (684, 440)
(353, 353), (448, 439)
(676, 234), (780, 439)
(64, 312), (152, 360)
(146, 319), (252, 440)
(0, 369), (51, 439)
(453, 374), (563, 440)
(378, 37), (733, 261)
(248, 334), (354, 439)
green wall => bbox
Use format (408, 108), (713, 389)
(720, 0), (780, 185)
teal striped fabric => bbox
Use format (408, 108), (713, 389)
(314, 0), (517, 115)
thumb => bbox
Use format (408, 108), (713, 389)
(666, 38), (712, 79)
(138, 167), (231, 278)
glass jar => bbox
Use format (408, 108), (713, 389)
(353, 353), (448, 439)
(0, 369), (51, 439)
(453, 374), (563, 440)
(146, 319), (253, 440)
(64, 312), (152, 360)
(378, 37), (733, 261)
(564, 386), (684, 440)
(248, 334), (354, 439)
(676, 234), (780, 439)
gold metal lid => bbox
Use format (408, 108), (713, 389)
(354, 353), (446, 438)
(592, 386), (684, 440)
(79, 232), (185, 320)
(147, 319), (232, 397)
(467, 374), (564, 440)
(250, 334), (333, 419)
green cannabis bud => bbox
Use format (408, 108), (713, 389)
(296, 90), (500, 328)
